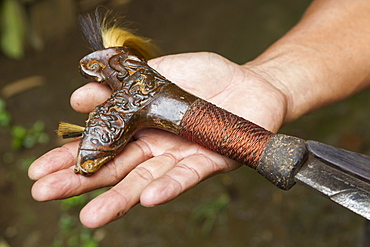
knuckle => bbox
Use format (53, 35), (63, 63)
(176, 162), (202, 182)
(132, 166), (155, 182)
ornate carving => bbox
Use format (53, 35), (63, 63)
(84, 68), (170, 145)
(75, 47), (171, 175)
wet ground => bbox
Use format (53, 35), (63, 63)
(1, 0), (369, 246)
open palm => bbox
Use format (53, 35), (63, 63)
(29, 52), (286, 228)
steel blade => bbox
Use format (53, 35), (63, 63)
(294, 140), (370, 220)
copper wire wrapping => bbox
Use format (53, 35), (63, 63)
(179, 99), (274, 168)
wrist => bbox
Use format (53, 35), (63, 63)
(244, 40), (351, 125)
(235, 65), (289, 133)
(244, 0), (370, 125)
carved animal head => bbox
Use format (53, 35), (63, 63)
(79, 47), (132, 91)
(74, 100), (128, 176)
(76, 51), (175, 175)
(79, 46), (163, 92)
(78, 10), (159, 89)
(65, 12), (177, 176)
(59, 12), (194, 176)
(67, 12), (157, 175)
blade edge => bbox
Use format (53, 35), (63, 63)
(295, 156), (370, 220)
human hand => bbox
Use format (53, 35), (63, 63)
(28, 52), (288, 228)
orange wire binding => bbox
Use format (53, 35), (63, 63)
(179, 99), (274, 168)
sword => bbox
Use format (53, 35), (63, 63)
(295, 140), (370, 219)
(70, 46), (370, 221)
(62, 14), (370, 221)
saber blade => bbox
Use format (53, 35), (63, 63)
(295, 140), (370, 220)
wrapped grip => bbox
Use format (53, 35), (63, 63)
(179, 99), (307, 190)
(179, 99), (275, 168)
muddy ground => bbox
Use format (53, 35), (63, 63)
(1, 0), (369, 246)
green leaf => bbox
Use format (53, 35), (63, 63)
(60, 194), (88, 211)
(0, 0), (26, 59)
(10, 121), (49, 149)
(11, 125), (27, 149)
(0, 98), (11, 127)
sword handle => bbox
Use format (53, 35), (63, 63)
(178, 98), (307, 190)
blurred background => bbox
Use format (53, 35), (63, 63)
(0, 0), (369, 246)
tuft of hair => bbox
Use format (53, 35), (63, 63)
(79, 12), (105, 51)
(79, 10), (158, 60)
(101, 26), (158, 60)
(57, 122), (85, 139)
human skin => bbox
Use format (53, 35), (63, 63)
(28, 0), (370, 228)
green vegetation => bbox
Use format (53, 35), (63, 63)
(11, 121), (49, 149)
(189, 193), (230, 235)
(0, 98), (11, 126)
(52, 189), (108, 247)
(0, 98), (49, 150)
(51, 214), (99, 247)
(0, 96), (104, 246)
(0, 0), (27, 59)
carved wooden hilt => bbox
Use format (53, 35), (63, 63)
(77, 47), (306, 190)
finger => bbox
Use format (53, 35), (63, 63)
(30, 129), (184, 201)
(140, 150), (241, 207)
(28, 140), (79, 180)
(30, 138), (153, 201)
(79, 153), (178, 228)
(70, 82), (111, 113)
